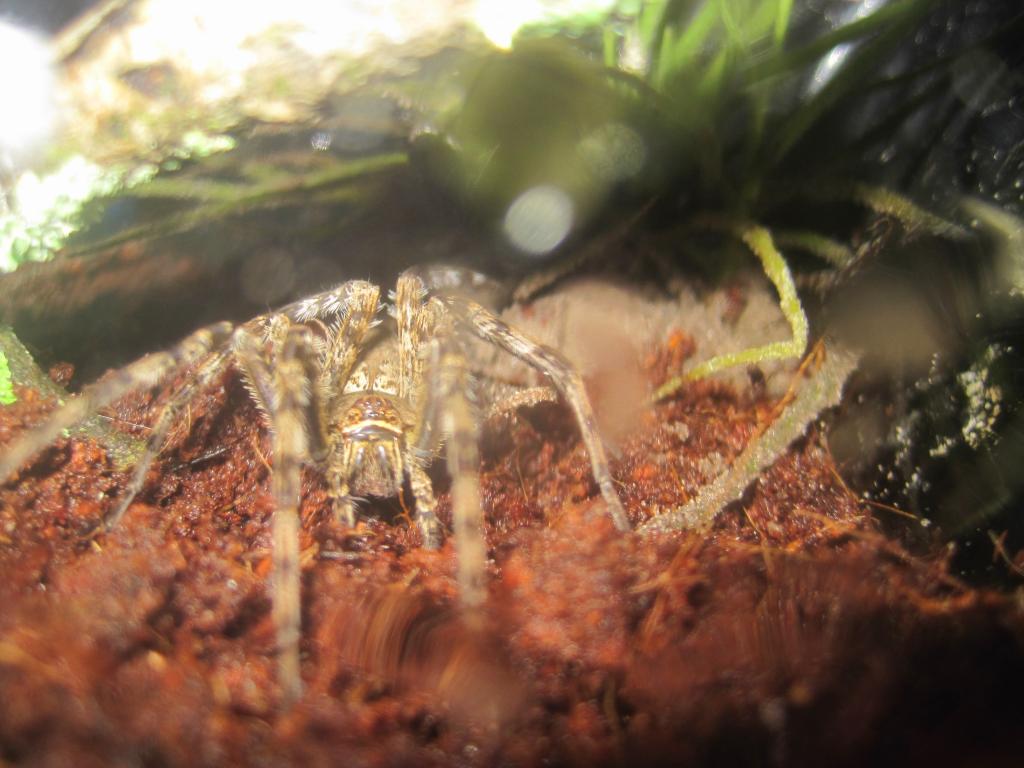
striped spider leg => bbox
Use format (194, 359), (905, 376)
(417, 330), (487, 611)
(441, 292), (631, 533)
(232, 318), (318, 708)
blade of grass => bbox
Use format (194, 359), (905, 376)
(766, 5), (928, 167)
(742, 0), (932, 84)
(772, 0), (793, 47)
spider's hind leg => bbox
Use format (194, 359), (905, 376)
(447, 297), (630, 532)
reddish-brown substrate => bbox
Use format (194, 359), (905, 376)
(1, 345), (1021, 766)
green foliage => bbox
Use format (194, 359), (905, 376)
(0, 351), (15, 405)
(0, 157), (127, 272)
(617, 0), (934, 202)
(653, 218), (808, 397)
(0, 132), (234, 273)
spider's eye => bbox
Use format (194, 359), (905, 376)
(342, 396), (404, 437)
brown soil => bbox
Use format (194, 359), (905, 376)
(0, 337), (1021, 767)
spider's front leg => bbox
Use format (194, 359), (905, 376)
(418, 336), (486, 608)
(392, 272), (446, 548)
(446, 297), (630, 532)
(301, 280), (382, 528)
(235, 322), (318, 706)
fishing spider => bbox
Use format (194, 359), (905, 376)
(0, 267), (628, 704)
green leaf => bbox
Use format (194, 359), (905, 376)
(0, 351), (16, 405)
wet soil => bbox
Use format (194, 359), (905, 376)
(1, 336), (1022, 767)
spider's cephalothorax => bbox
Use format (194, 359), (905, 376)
(0, 267), (629, 705)
(335, 393), (410, 496)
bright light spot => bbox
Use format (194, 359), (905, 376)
(128, 0), (455, 72)
(472, 0), (618, 49)
(579, 123), (646, 182)
(0, 21), (56, 159)
(12, 157), (110, 225)
(473, 0), (544, 48)
(807, 0), (882, 97)
(310, 131), (333, 151)
(503, 185), (574, 256)
(619, 27), (648, 74)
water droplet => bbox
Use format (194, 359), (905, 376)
(503, 185), (574, 256)
(310, 131), (332, 151)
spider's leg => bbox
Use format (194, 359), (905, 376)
(326, 468), (355, 528)
(407, 460), (443, 550)
(392, 272), (429, 400)
(482, 385), (558, 420)
(237, 323), (317, 707)
(446, 298), (630, 532)
(106, 347), (233, 529)
(279, 279), (378, 324)
(403, 264), (510, 309)
(304, 282), (380, 528)
(0, 321), (234, 485)
(235, 314), (290, 418)
(418, 338), (485, 604)
(316, 281), (380, 409)
(243, 314), (340, 461)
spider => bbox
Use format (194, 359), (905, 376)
(0, 266), (629, 704)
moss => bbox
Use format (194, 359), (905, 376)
(0, 325), (142, 469)
(0, 351), (15, 405)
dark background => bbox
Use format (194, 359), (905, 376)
(0, 0), (94, 32)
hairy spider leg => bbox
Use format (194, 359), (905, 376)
(446, 297), (631, 532)
(312, 281), (382, 528)
(114, 312), (299, 529)
(235, 315), (293, 419)
(106, 347), (232, 529)
(406, 459), (443, 549)
(280, 280), (376, 324)
(392, 271), (428, 401)
(392, 275), (444, 548)
(422, 335), (487, 609)
(0, 321), (235, 485)
(315, 281), (381, 402)
(237, 323), (318, 706)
